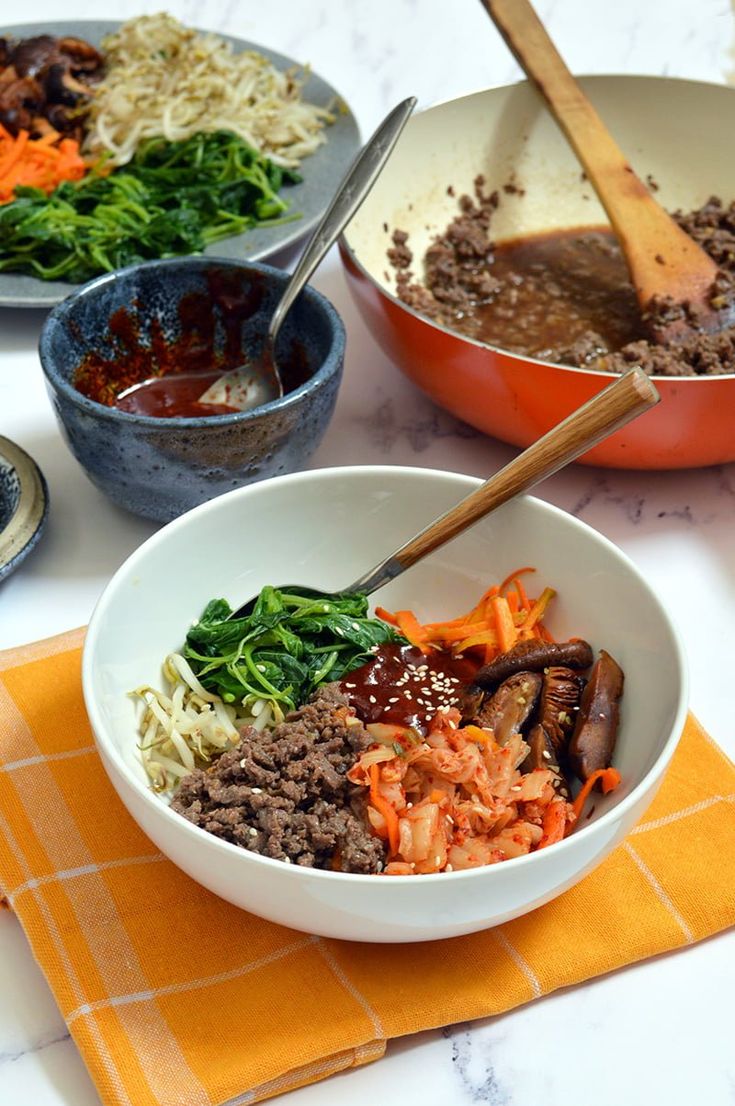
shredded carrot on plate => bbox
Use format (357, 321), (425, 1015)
(0, 125), (87, 205)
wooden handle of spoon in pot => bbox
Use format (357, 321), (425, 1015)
(346, 368), (659, 595)
(481, 0), (720, 337)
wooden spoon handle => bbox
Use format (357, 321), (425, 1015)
(346, 369), (659, 596)
(481, 0), (718, 307)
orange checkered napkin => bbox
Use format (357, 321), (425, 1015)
(1, 630), (734, 1106)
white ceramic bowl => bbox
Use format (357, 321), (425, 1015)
(83, 466), (688, 942)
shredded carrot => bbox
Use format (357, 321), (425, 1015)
(369, 763), (401, 854)
(490, 594), (517, 654)
(537, 800), (568, 849)
(570, 767), (622, 824)
(499, 566), (536, 593)
(375, 568), (555, 660)
(428, 620), (494, 643)
(0, 127), (87, 204)
(520, 586), (556, 632)
(514, 576), (531, 611)
(393, 610), (431, 653)
(454, 631), (500, 653)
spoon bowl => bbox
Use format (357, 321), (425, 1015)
(199, 96), (417, 413)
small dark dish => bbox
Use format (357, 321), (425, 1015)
(38, 257), (345, 522)
(0, 436), (49, 582)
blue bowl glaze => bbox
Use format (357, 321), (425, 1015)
(38, 257), (345, 522)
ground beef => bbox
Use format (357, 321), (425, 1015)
(170, 685), (386, 874)
(389, 181), (735, 378)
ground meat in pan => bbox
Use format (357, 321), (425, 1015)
(389, 180), (735, 378)
(171, 684), (386, 874)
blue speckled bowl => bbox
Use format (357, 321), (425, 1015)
(38, 257), (345, 522)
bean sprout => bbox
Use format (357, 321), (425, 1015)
(84, 14), (334, 167)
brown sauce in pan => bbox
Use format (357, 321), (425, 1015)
(468, 228), (644, 357)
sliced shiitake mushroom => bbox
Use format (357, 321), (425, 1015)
(521, 723), (571, 799)
(476, 670), (542, 746)
(474, 638), (593, 689)
(568, 650), (624, 781)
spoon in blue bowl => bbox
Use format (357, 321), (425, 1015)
(198, 95), (417, 413)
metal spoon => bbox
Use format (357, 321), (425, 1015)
(230, 367), (659, 618)
(198, 96), (417, 413)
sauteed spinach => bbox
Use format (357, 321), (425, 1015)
(0, 130), (300, 282)
(183, 586), (406, 718)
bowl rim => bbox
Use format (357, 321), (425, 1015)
(339, 72), (735, 383)
(38, 255), (347, 428)
(82, 464), (690, 884)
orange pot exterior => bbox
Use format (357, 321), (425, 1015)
(341, 244), (735, 470)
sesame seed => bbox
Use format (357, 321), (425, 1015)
(407, 802), (413, 809)
(251, 787), (262, 794)
(434, 855), (441, 865)
(542, 750), (551, 760)
(369, 695), (377, 704)
(445, 863), (454, 872)
(239, 759), (248, 768)
(510, 785), (522, 792)
(283, 856), (291, 864)
(389, 697), (399, 703)
(344, 682), (356, 689)
(351, 621), (360, 631)
(248, 826), (258, 837)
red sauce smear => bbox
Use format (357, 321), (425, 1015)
(340, 644), (477, 735)
(72, 268), (312, 418)
(115, 372), (239, 417)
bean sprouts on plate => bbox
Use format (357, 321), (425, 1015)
(84, 13), (335, 167)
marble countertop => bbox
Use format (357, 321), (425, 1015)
(2, 0), (735, 1102)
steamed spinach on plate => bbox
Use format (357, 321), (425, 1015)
(183, 586), (406, 718)
(0, 130), (301, 282)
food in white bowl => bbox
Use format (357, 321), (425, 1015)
(82, 466), (688, 942)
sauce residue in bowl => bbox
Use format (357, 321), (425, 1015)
(72, 269), (312, 418)
(340, 643), (477, 735)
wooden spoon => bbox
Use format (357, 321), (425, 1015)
(230, 368), (658, 617)
(481, 0), (732, 344)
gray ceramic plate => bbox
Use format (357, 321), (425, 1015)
(0, 436), (49, 582)
(0, 21), (362, 308)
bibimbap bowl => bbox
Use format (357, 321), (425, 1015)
(82, 466), (688, 942)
